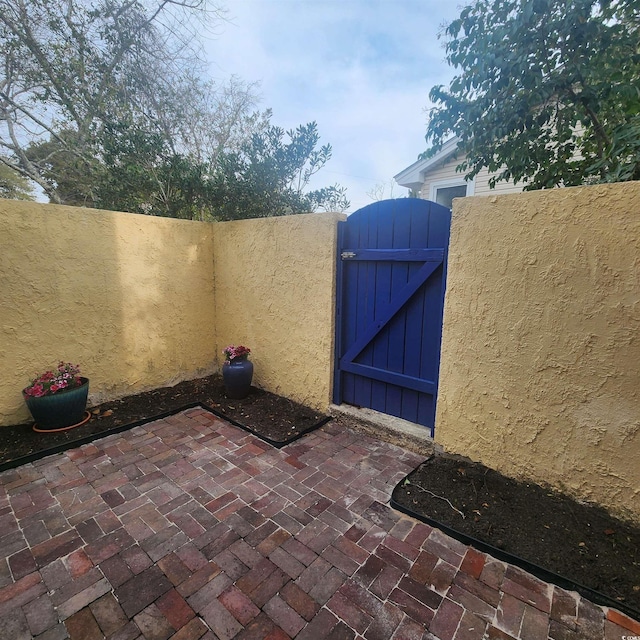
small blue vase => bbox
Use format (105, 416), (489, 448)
(23, 377), (89, 430)
(222, 359), (253, 399)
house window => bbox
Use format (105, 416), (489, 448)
(429, 180), (475, 210)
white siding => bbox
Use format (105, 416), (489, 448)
(419, 156), (467, 199)
(473, 166), (523, 196)
(419, 154), (522, 200)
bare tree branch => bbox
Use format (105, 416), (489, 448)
(0, 0), (228, 202)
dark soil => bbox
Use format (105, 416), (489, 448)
(393, 455), (640, 617)
(0, 374), (328, 467)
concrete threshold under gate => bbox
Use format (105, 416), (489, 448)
(329, 403), (436, 456)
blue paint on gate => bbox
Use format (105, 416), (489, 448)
(333, 199), (451, 435)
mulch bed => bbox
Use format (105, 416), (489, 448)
(0, 374), (329, 469)
(392, 454), (640, 619)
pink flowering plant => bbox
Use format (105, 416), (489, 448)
(23, 362), (84, 398)
(222, 345), (251, 363)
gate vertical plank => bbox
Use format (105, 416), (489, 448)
(419, 204), (451, 432)
(386, 202), (411, 419)
(341, 214), (359, 405)
(401, 203), (432, 423)
(333, 221), (346, 405)
(371, 205), (393, 415)
(353, 209), (372, 409)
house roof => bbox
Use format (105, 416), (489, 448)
(394, 137), (460, 191)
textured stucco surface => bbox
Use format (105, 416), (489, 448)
(436, 182), (640, 523)
(213, 213), (344, 411)
(1, 201), (217, 426)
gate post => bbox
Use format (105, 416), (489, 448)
(332, 219), (346, 405)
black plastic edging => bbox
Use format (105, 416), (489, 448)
(390, 481), (640, 622)
(0, 403), (332, 473)
(199, 403), (332, 449)
(0, 402), (205, 474)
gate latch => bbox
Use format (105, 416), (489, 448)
(341, 251), (357, 260)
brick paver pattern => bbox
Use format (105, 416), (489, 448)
(0, 408), (638, 640)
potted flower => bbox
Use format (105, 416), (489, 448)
(22, 362), (90, 432)
(221, 345), (253, 399)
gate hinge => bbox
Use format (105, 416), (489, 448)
(341, 251), (357, 260)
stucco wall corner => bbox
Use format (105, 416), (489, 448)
(213, 212), (344, 412)
(434, 182), (640, 523)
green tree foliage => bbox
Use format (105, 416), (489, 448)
(0, 162), (34, 200)
(211, 122), (350, 219)
(95, 122), (213, 220)
(25, 131), (102, 206)
(94, 119), (348, 219)
(425, 0), (640, 189)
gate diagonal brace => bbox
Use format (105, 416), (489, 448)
(340, 257), (443, 365)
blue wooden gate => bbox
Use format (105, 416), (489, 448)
(333, 198), (451, 435)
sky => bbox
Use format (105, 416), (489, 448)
(203, 0), (463, 212)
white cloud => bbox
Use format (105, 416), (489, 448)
(205, 0), (462, 211)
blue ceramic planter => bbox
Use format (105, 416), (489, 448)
(23, 378), (89, 431)
(222, 359), (253, 399)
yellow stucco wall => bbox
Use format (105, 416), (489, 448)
(1, 201), (217, 426)
(1, 203), (342, 425)
(436, 182), (640, 522)
(213, 213), (344, 411)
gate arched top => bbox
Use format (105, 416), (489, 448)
(343, 198), (451, 251)
(346, 198), (451, 225)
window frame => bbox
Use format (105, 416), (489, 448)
(429, 178), (475, 208)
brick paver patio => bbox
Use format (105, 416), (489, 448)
(0, 408), (637, 640)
